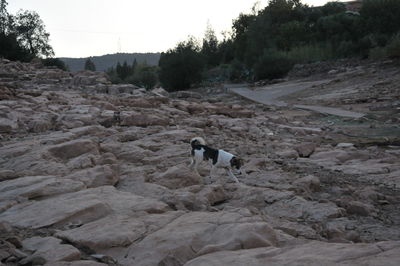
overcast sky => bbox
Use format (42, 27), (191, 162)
(8, 0), (344, 58)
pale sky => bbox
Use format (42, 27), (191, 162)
(8, 0), (343, 58)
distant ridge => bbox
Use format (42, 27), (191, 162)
(60, 52), (161, 72)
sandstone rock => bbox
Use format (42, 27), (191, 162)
(185, 241), (400, 266)
(45, 260), (107, 266)
(346, 200), (376, 216)
(27, 119), (53, 133)
(48, 139), (99, 160)
(336, 143), (355, 148)
(196, 184), (228, 206)
(118, 210), (278, 266)
(22, 236), (81, 262)
(151, 87), (169, 97)
(56, 212), (183, 252)
(0, 86), (16, 100)
(292, 175), (321, 192)
(275, 148), (298, 159)
(150, 166), (204, 189)
(265, 196), (344, 222)
(173, 91), (202, 99)
(0, 118), (15, 133)
(0, 175), (85, 201)
(295, 143), (317, 157)
(121, 113), (170, 127)
(101, 143), (152, 164)
(0, 186), (169, 228)
(0, 170), (17, 181)
(64, 165), (119, 188)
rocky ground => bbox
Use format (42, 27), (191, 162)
(0, 58), (399, 266)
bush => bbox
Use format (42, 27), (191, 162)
(42, 58), (68, 70)
(285, 43), (334, 63)
(254, 50), (293, 80)
(126, 64), (158, 90)
(368, 46), (387, 60)
(386, 33), (400, 58)
(229, 60), (248, 81)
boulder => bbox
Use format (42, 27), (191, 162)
(295, 143), (317, 158)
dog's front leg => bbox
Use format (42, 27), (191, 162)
(209, 165), (218, 183)
(227, 168), (240, 183)
(189, 158), (194, 169)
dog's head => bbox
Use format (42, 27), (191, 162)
(230, 156), (244, 174)
(190, 137), (206, 147)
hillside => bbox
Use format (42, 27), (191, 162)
(60, 52), (161, 72)
(0, 58), (399, 265)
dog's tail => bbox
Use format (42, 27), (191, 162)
(190, 136), (206, 147)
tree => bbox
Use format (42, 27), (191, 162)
(84, 58), (96, 71)
(201, 22), (219, 67)
(159, 37), (205, 91)
(361, 0), (400, 35)
(14, 10), (54, 58)
(0, 0), (10, 33)
(0, 32), (33, 61)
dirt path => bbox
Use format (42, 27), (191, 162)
(228, 80), (365, 118)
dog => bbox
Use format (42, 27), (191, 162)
(189, 137), (245, 183)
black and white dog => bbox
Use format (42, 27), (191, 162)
(189, 137), (245, 183)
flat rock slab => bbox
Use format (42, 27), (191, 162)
(0, 186), (169, 228)
(23, 236), (81, 263)
(185, 240), (400, 266)
(56, 212), (184, 252)
(118, 210), (278, 266)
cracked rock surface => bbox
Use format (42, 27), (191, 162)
(0, 58), (399, 265)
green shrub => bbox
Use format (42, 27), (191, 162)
(126, 64), (158, 90)
(285, 44), (334, 63)
(41, 58), (68, 70)
(368, 46), (387, 60)
(254, 50), (293, 80)
(336, 40), (357, 58)
(229, 60), (248, 81)
(386, 33), (400, 58)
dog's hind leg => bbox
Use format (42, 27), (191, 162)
(227, 169), (240, 183)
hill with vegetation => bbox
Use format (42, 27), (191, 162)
(60, 52), (161, 72)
